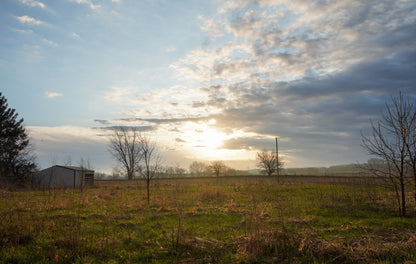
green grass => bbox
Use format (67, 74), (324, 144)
(1, 176), (415, 263)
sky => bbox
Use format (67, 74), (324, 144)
(1, 0), (416, 173)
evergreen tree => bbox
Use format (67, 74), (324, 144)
(0, 92), (36, 185)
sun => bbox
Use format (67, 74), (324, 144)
(197, 127), (226, 149)
(180, 120), (229, 158)
(171, 119), (256, 161)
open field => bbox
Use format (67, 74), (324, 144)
(1, 176), (416, 263)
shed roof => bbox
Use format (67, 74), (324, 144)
(49, 165), (94, 173)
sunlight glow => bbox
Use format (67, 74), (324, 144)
(169, 120), (255, 161)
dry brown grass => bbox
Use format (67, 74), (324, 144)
(1, 177), (416, 263)
(198, 188), (229, 201)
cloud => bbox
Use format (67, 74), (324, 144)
(71, 33), (81, 39)
(42, 38), (58, 47)
(94, 126), (155, 132)
(89, 0), (415, 168)
(45, 91), (63, 98)
(15, 29), (34, 34)
(16, 15), (45, 25)
(104, 86), (135, 104)
(167, 0), (416, 166)
(169, 127), (182, 133)
(68, 0), (101, 10)
(94, 119), (111, 125)
(19, 0), (45, 8)
(165, 46), (176, 53)
(176, 0), (416, 84)
(221, 137), (274, 150)
(192, 101), (206, 108)
(114, 116), (211, 125)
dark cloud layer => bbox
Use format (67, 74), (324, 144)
(115, 116), (211, 124)
(94, 119), (111, 125)
(94, 126), (155, 132)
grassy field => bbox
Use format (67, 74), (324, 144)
(1, 176), (416, 263)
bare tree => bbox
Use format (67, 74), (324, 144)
(256, 150), (283, 176)
(403, 99), (416, 207)
(189, 161), (208, 177)
(108, 127), (142, 180)
(210, 160), (226, 177)
(174, 164), (187, 177)
(361, 93), (415, 217)
(138, 135), (162, 204)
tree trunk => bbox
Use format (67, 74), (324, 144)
(393, 182), (401, 216)
(400, 176), (406, 217)
(146, 179), (150, 204)
(127, 170), (133, 180)
(414, 175), (416, 210)
(413, 165), (416, 207)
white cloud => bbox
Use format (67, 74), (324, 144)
(89, 3), (101, 10)
(16, 15), (45, 25)
(69, 0), (88, 3)
(43, 38), (58, 47)
(112, 0), (122, 3)
(165, 46), (176, 53)
(104, 86), (134, 103)
(15, 29), (34, 34)
(68, 0), (101, 10)
(19, 0), (45, 8)
(45, 91), (63, 98)
(71, 32), (81, 39)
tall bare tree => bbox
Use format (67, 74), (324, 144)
(108, 127), (142, 180)
(138, 135), (162, 204)
(362, 93), (415, 216)
(256, 150), (283, 177)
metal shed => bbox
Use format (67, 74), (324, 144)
(33, 165), (94, 188)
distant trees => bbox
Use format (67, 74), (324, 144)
(210, 160), (226, 177)
(0, 92), (36, 186)
(163, 164), (187, 178)
(256, 150), (283, 176)
(189, 161), (208, 177)
(361, 93), (416, 217)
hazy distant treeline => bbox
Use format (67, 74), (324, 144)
(94, 163), (370, 180)
(282, 164), (367, 176)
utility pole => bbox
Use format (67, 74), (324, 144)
(275, 137), (279, 180)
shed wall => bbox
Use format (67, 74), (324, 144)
(35, 167), (77, 188)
